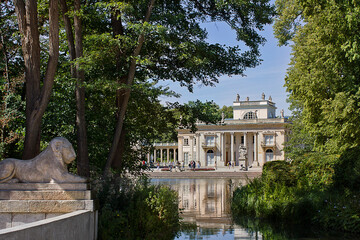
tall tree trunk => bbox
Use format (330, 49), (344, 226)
(13, 0), (59, 160)
(110, 9), (126, 169)
(111, 129), (126, 169)
(60, 0), (89, 177)
(103, 0), (155, 175)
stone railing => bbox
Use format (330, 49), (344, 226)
(260, 142), (275, 148)
(153, 143), (178, 147)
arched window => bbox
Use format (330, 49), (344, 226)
(265, 149), (273, 162)
(243, 111), (257, 119)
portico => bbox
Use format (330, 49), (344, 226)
(147, 143), (178, 164)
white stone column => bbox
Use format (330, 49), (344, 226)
(174, 148), (177, 162)
(178, 137), (183, 163)
(221, 133), (225, 163)
(160, 148), (163, 163)
(244, 132), (247, 148)
(147, 153), (150, 162)
(253, 132), (259, 167)
(196, 134), (200, 163)
(230, 132), (234, 165)
(167, 148), (170, 162)
(244, 132), (248, 168)
(154, 149), (157, 162)
(259, 132), (265, 166)
(190, 136), (194, 163)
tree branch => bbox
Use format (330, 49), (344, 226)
(103, 0), (156, 175)
(36, 0), (59, 121)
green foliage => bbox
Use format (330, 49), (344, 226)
(333, 146), (360, 191)
(292, 152), (338, 191)
(93, 176), (180, 240)
(274, 0), (360, 153)
(220, 105), (233, 119)
(0, 1), (25, 159)
(173, 100), (221, 133)
(283, 101), (315, 160)
(262, 161), (296, 188)
(267, 2), (360, 232)
(314, 191), (360, 233)
(80, 0), (275, 92)
(232, 150), (360, 233)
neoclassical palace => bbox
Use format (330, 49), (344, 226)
(149, 93), (290, 169)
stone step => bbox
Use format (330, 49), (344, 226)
(0, 200), (94, 213)
(0, 183), (89, 191)
(0, 190), (91, 200)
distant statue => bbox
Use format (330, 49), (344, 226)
(238, 145), (247, 160)
(246, 96), (249, 101)
(262, 92), (265, 100)
(0, 137), (87, 183)
(221, 112), (225, 123)
(179, 115), (183, 127)
(269, 95), (272, 101)
(281, 109), (284, 118)
(236, 94), (240, 102)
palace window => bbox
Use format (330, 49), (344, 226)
(206, 136), (215, 146)
(265, 149), (274, 161)
(264, 135), (274, 145)
(184, 138), (189, 146)
(244, 111), (257, 119)
(241, 136), (244, 144)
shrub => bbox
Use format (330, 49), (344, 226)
(291, 152), (338, 191)
(93, 176), (180, 240)
(333, 146), (360, 190)
(262, 160), (296, 188)
(232, 151), (360, 233)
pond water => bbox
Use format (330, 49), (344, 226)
(151, 178), (262, 239)
(151, 178), (357, 240)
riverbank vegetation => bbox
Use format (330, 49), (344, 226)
(232, 150), (360, 233)
(93, 176), (180, 240)
(232, 0), (360, 234)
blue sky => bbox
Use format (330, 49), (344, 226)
(158, 21), (292, 116)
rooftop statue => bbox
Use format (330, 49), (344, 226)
(0, 137), (87, 183)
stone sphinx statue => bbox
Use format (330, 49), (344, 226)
(0, 137), (87, 183)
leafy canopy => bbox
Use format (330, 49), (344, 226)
(274, 0), (360, 153)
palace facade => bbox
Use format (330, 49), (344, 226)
(149, 93), (290, 169)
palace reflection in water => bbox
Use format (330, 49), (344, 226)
(151, 178), (263, 239)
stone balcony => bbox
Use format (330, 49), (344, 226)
(260, 142), (276, 149)
(201, 143), (218, 150)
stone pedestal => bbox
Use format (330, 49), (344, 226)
(0, 183), (93, 230)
